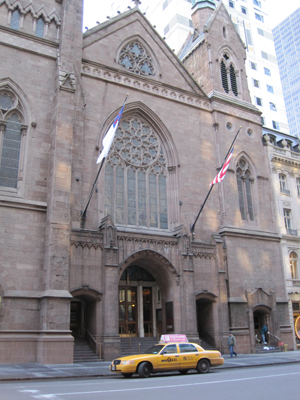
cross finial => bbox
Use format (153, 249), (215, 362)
(132, 0), (141, 8)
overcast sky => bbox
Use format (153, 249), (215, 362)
(83, 0), (299, 31)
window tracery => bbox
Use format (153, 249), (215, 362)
(236, 158), (254, 221)
(118, 41), (155, 76)
(0, 88), (27, 189)
(220, 53), (238, 97)
(104, 117), (168, 229)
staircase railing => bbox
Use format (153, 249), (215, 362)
(144, 322), (159, 341)
(86, 329), (102, 359)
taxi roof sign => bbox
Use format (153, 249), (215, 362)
(159, 334), (188, 343)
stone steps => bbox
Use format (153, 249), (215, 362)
(73, 339), (100, 363)
(120, 337), (158, 357)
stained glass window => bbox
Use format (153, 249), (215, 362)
(118, 41), (155, 76)
(36, 17), (44, 38)
(11, 9), (20, 30)
(104, 117), (168, 229)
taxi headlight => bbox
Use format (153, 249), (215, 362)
(121, 360), (135, 365)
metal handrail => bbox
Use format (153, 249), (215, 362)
(144, 322), (159, 340)
(86, 329), (102, 359)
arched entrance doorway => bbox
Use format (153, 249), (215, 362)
(253, 308), (270, 344)
(118, 249), (180, 339)
(119, 265), (159, 337)
(196, 292), (218, 348)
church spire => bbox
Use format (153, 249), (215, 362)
(192, 0), (216, 10)
(191, 0), (216, 32)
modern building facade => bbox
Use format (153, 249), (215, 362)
(272, 8), (300, 137)
(0, 0), (294, 364)
(263, 129), (300, 349)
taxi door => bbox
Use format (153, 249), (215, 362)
(178, 343), (200, 370)
(157, 344), (180, 370)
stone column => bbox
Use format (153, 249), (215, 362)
(138, 285), (144, 337)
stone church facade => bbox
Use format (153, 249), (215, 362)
(0, 0), (294, 363)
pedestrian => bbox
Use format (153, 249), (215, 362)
(228, 332), (237, 357)
(260, 324), (268, 344)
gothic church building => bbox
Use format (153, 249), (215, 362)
(0, 0), (293, 363)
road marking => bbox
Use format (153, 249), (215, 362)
(31, 371), (300, 397)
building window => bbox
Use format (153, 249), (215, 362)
(269, 102), (277, 111)
(229, 0), (234, 8)
(272, 120), (280, 130)
(253, 0), (261, 7)
(241, 6), (247, 14)
(264, 67), (271, 76)
(255, 97), (262, 106)
(261, 51), (268, 60)
(230, 65), (238, 96)
(11, 9), (20, 30)
(221, 60), (229, 93)
(283, 208), (291, 230)
(297, 178), (300, 197)
(290, 252), (298, 279)
(250, 61), (257, 70)
(279, 173), (289, 193)
(253, 79), (259, 88)
(255, 13), (264, 23)
(118, 41), (155, 76)
(36, 17), (45, 38)
(104, 116), (168, 229)
(261, 116), (265, 125)
(236, 158), (254, 221)
(267, 85), (274, 93)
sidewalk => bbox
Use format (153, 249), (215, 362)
(0, 351), (299, 382)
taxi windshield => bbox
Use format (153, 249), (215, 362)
(143, 345), (165, 354)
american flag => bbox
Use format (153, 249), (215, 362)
(210, 147), (234, 186)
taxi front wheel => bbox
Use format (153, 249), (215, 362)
(138, 362), (152, 378)
(197, 359), (210, 374)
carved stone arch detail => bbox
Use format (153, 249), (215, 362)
(116, 35), (161, 77)
(196, 291), (218, 303)
(119, 249), (180, 286)
(234, 151), (256, 177)
(70, 286), (102, 302)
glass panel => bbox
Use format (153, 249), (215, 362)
(164, 344), (178, 354)
(36, 17), (44, 38)
(149, 172), (158, 227)
(128, 305), (136, 321)
(159, 174), (168, 229)
(138, 170), (147, 226)
(127, 167), (136, 225)
(127, 288), (136, 303)
(104, 163), (114, 218)
(0, 94), (14, 110)
(237, 172), (245, 220)
(119, 289), (125, 302)
(11, 10), (20, 30)
(116, 166), (124, 224)
(119, 305), (126, 321)
(0, 114), (21, 188)
(245, 174), (254, 221)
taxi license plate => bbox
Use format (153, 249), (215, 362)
(111, 365), (116, 371)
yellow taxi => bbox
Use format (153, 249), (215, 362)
(109, 335), (224, 378)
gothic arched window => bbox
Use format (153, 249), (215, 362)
(290, 252), (298, 280)
(220, 53), (238, 96)
(118, 41), (155, 76)
(236, 158), (254, 221)
(103, 117), (168, 229)
(36, 17), (45, 38)
(11, 9), (20, 30)
(0, 88), (27, 189)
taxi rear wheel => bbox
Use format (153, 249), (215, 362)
(197, 359), (210, 374)
(138, 362), (152, 378)
(122, 373), (133, 378)
(178, 370), (189, 375)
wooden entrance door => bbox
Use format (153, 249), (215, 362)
(119, 287), (137, 336)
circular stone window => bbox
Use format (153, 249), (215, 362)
(247, 128), (253, 137)
(226, 122), (233, 131)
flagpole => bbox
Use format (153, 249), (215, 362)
(190, 126), (241, 236)
(81, 158), (105, 220)
(81, 94), (129, 222)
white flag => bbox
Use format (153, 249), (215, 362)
(96, 104), (125, 164)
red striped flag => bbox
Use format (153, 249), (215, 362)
(210, 147), (234, 186)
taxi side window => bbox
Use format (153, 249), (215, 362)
(163, 344), (178, 353)
(179, 344), (198, 353)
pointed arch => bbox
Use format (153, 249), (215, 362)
(235, 153), (256, 222)
(98, 102), (180, 231)
(116, 35), (161, 77)
(217, 46), (241, 97)
(0, 78), (32, 190)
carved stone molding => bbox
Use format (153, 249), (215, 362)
(71, 241), (103, 250)
(81, 63), (210, 111)
(59, 71), (76, 92)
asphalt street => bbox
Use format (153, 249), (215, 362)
(1, 363), (300, 400)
